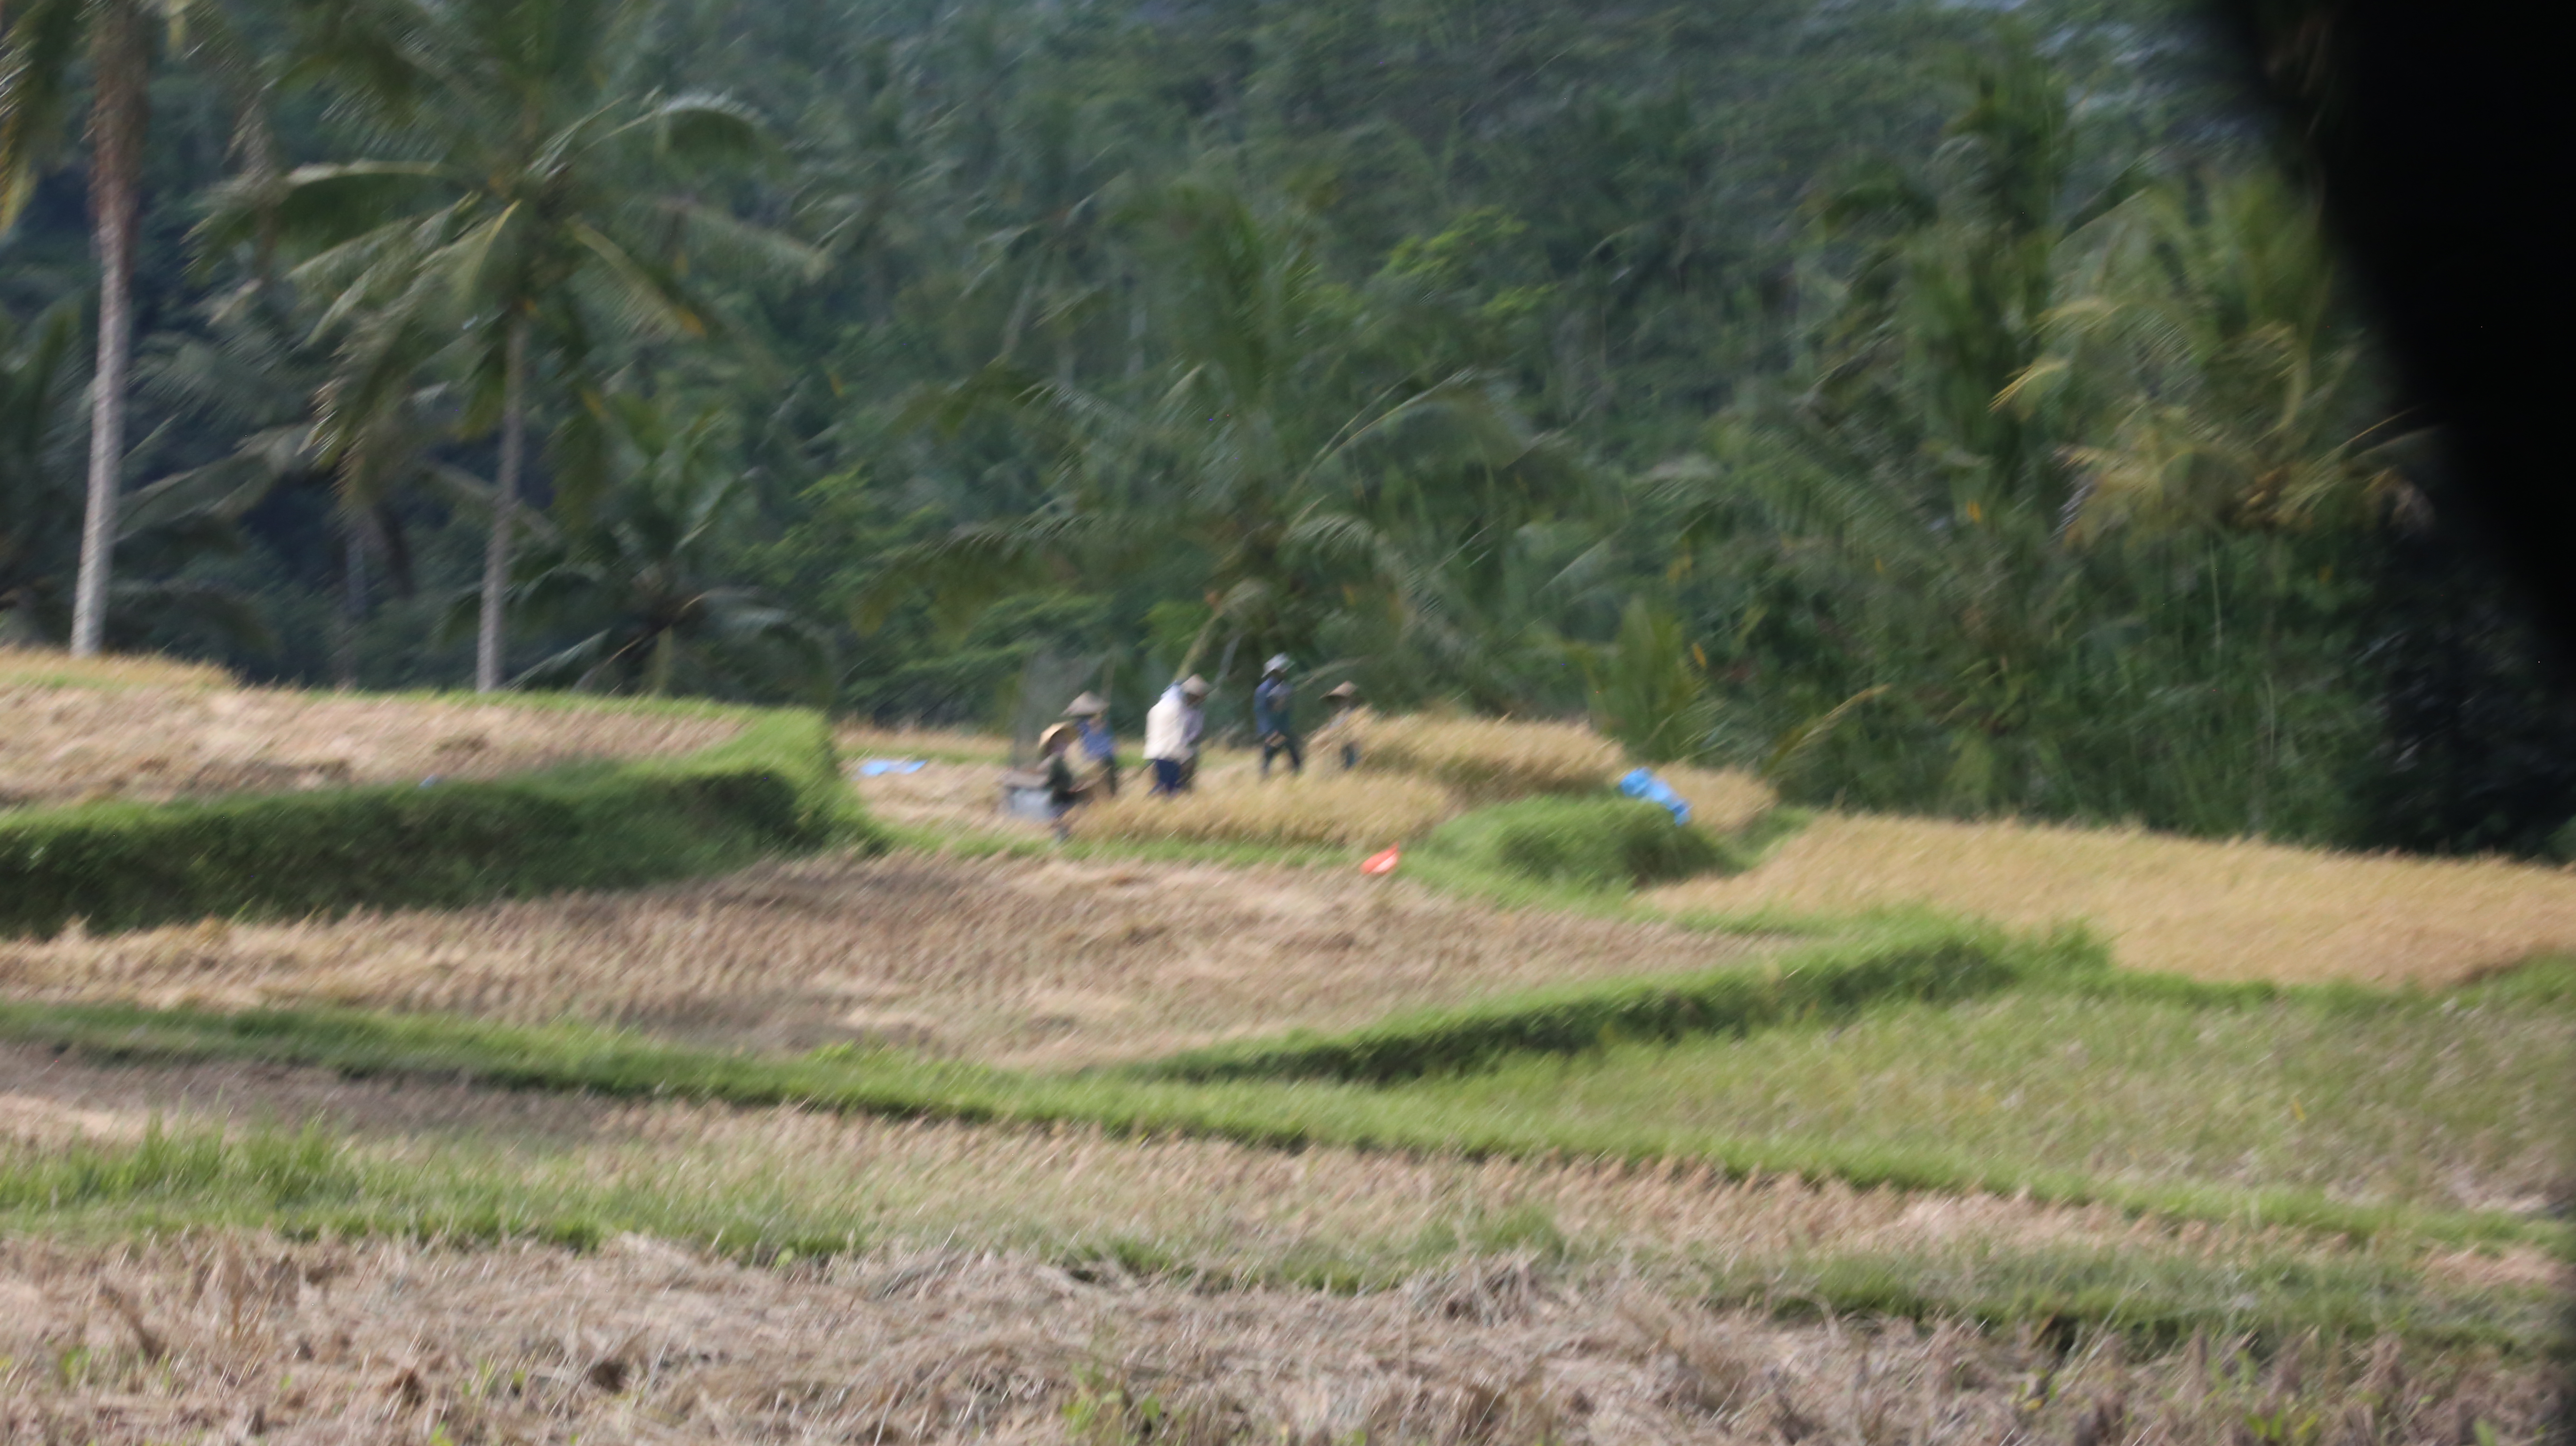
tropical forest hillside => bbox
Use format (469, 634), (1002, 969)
(4, 0), (2569, 855)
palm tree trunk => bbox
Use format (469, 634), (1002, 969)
(68, 0), (148, 658)
(476, 314), (529, 692)
(334, 525), (366, 689)
(647, 628), (674, 696)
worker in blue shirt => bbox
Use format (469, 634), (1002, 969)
(1254, 654), (1303, 779)
(1063, 691), (1118, 795)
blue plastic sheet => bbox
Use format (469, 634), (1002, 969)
(856, 758), (928, 777)
(1618, 766), (1691, 824)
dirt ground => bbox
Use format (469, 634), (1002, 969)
(837, 725), (1013, 765)
(0, 853), (1779, 1067)
(0, 683), (741, 811)
(0, 1231), (2551, 1445)
(849, 758), (1056, 835)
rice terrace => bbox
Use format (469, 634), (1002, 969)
(0, 648), (2566, 1443)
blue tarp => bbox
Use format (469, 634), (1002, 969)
(856, 758), (928, 777)
(1618, 766), (1691, 824)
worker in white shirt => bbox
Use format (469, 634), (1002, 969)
(1142, 675), (1209, 795)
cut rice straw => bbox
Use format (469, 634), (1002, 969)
(0, 645), (233, 691)
(1648, 764), (1779, 837)
(1646, 811), (2576, 988)
(1349, 712), (1622, 802)
(1073, 767), (1455, 849)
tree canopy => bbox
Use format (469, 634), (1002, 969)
(3, 0), (2568, 854)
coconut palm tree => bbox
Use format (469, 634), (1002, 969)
(0, 299), (81, 638)
(0, 296), (270, 648)
(2000, 169), (2418, 540)
(883, 182), (1583, 697)
(263, 0), (817, 690)
(482, 396), (827, 698)
(0, 0), (268, 655)
(131, 283), (469, 681)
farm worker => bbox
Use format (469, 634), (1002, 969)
(1255, 654), (1302, 779)
(1064, 691), (1118, 796)
(1038, 722), (1089, 840)
(1143, 675), (1209, 795)
(1177, 674), (1208, 788)
(1314, 681), (1361, 770)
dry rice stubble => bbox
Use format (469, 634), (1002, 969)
(0, 1232), (2553, 1445)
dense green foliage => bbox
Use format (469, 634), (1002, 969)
(4, 0), (2569, 850)
(0, 704), (870, 935)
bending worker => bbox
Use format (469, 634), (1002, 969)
(1255, 654), (1301, 779)
(1037, 722), (1090, 841)
(1143, 675), (1209, 795)
(1064, 691), (1118, 796)
(1315, 681), (1361, 769)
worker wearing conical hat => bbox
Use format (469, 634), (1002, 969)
(1063, 691), (1118, 796)
(1316, 681), (1362, 770)
(1037, 722), (1089, 841)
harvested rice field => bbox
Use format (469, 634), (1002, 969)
(4, 1044), (2500, 1301)
(1380, 983), (2575, 1217)
(845, 755), (1055, 835)
(0, 1047), (2557, 1443)
(4, 1232), (2549, 1446)
(1647, 812), (2576, 988)
(0, 645), (233, 691)
(855, 740), (1779, 855)
(836, 722), (1013, 765)
(4, 679), (2572, 1442)
(0, 679), (741, 811)
(846, 746), (1379, 840)
(0, 853), (1777, 1067)
(1073, 765), (1460, 848)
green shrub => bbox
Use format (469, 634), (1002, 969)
(1420, 793), (1730, 890)
(0, 707), (877, 937)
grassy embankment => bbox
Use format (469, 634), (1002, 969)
(0, 696), (874, 936)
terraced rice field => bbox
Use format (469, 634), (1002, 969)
(1, 679), (741, 811)
(0, 1045), (2554, 1445)
(1648, 812), (2576, 987)
(0, 853), (1776, 1067)
(2, 682), (2569, 1442)
(8, 1229), (2542, 1446)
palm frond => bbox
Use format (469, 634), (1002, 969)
(0, 0), (88, 230)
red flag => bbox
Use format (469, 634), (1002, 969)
(1360, 846), (1401, 876)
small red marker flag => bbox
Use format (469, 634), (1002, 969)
(1361, 846), (1401, 876)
